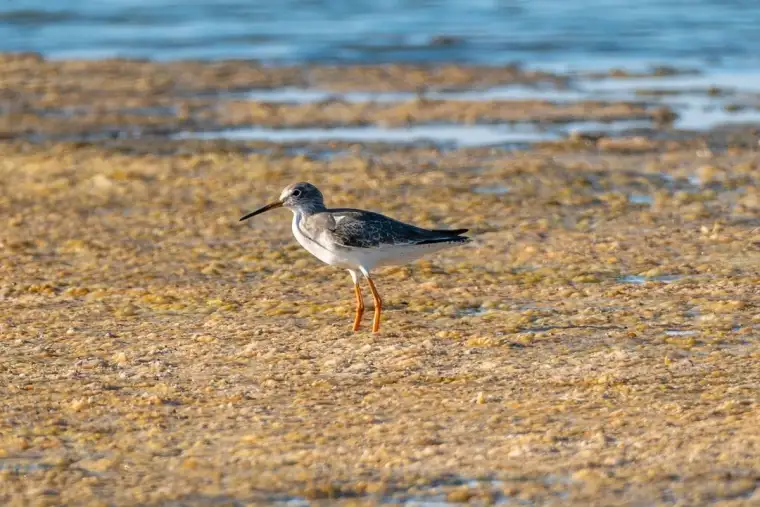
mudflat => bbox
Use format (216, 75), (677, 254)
(0, 56), (758, 505)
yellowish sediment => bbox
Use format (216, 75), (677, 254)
(0, 56), (759, 505)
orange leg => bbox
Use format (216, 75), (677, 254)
(352, 282), (365, 332)
(366, 277), (383, 333)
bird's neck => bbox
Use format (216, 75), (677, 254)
(293, 202), (326, 217)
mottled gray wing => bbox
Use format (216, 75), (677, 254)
(324, 209), (467, 249)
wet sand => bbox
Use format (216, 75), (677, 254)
(0, 55), (759, 505)
(0, 54), (669, 140)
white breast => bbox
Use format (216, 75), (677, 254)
(291, 211), (352, 268)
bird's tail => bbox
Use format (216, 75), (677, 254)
(431, 228), (469, 236)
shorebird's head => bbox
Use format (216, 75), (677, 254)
(239, 182), (325, 221)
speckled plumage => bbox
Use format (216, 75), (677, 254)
(299, 208), (470, 250)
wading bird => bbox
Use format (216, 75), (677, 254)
(240, 182), (470, 332)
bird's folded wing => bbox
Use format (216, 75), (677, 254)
(324, 209), (464, 249)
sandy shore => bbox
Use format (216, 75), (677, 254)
(0, 55), (759, 505)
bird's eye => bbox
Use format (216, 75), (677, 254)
(292, 189), (302, 197)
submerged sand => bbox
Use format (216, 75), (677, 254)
(0, 56), (759, 505)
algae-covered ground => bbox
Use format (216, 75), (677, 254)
(0, 56), (759, 506)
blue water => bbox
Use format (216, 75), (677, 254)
(1, 0), (760, 69)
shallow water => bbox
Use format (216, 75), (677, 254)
(176, 123), (553, 147)
(584, 71), (760, 130)
(242, 71), (760, 105)
(229, 72), (760, 143)
(473, 185), (511, 195)
(174, 119), (654, 148)
(243, 85), (588, 104)
(619, 275), (683, 284)
(0, 459), (54, 473)
(628, 194), (653, 205)
(665, 330), (698, 336)
(268, 476), (548, 506)
(2, 0), (760, 70)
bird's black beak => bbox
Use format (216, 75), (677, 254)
(239, 201), (283, 221)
